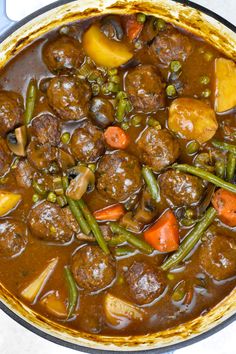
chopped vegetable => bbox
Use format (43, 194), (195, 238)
(173, 164), (236, 194)
(24, 79), (37, 125)
(108, 234), (126, 247)
(142, 166), (160, 202)
(83, 25), (133, 68)
(144, 210), (179, 252)
(137, 13), (146, 24)
(104, 293), (145, 326)
(226, 152), (236, 181)
(212, 140), (236, 155)
(66, 166), (95, 200)
(60, 132), (70, 144)
(94, 204), (125, 221)
(109, 222), (153, 254)
(40, 291), (67, 318)
(126, 15), (144, 41)
(32, 194), (40, 203)
(168, 98), (218, 143)
(170, 61), (182, 73)
(21, 257), (58, 302)
(212, 188), (236, 227)
(7, 126), (27, 157)
(215, 160), (226, 179)
(47, 192), (57, 203)
(199, 75), (210, 85)
(77, 199), (110, 254)
(0, 191), (21, 216)
(116, 95), (132, 122)
(201, 88), (211, 98)
(104, 126), (130, 149)
(114, 246), (135, 256)
(166, 84), (177, 97)
(214, 58), (236, 113)
(64, 266), (78, 318)
(161, 207), (216, 271)
(172, 281), (186, 302)
(186, 140), (200, 155)
(67, 198), (91, 235)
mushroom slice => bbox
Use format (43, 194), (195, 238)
(7, 126), (27, 156)
(66, 166), (95, 200)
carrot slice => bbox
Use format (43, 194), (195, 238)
(104, 126), (130, 149)
(94, 204), (125, 221)
(126, 15), (144, 41)
(144, 210), (179, 252)
(212, 188), (236, 227)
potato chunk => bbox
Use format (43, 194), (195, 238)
(168, 98), (218, 143)
(214, 58), (236, 113)
(0, 191), (21, 216)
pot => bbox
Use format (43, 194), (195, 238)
(0, 0), (236, 352)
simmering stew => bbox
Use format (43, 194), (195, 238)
(0, 14), (236, 335)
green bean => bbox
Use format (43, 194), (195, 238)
(173, 164), (236, 194)
(67, 198), (91, 235)
(109, 222), (153, 254)
(24, 79), (37, 125)
(114, 246), (134, 256)
(108, 234), (126, 247)
(212, 140), (236, 154)
(161, 207), (216, 271)
(77, 199), (110, 254)
(142, 166), (160, 202)
(226, 152), (236, 181)
(215, 160), (226, 179)
(64, 266), (78, 318)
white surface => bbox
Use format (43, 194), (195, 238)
(1, 1), (236, 354)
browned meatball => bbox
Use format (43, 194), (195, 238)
(199, 232), (236, 281)
(28, 201), (74, 243)
(0, 137), (12, 176)
(97, 151), (142, 202)
(150, 28), (192, 65)
(0, 219), (28, 258)
(71, 245), (116, 292)
(125, 261), (166, 305)
(159, 170), (204, 207)
(125, 65), (165, 113)
(14, 159), (34, 188)
(70, 121), (105, 163)
(31, 114), (60, 145)
(47, 76), (91, 121)
(43, 36), (84, 73)
(27, 140), (58, 171)
(0, 91), (23, 137)
(137, 128), (180, 172)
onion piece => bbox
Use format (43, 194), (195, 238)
(104, 293), (145, 326)
(21, 257), (58, 303)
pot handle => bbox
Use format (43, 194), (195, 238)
(0, 0), (16, 35)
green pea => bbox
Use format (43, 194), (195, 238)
(116, 91), (128, 100)
(186, 140), (200, 155)
(148, 117), (161, 129)
(91, 83), (100, 96)
(137, 13), (146, 23)
(185, 208), (195, 219)
(121, 122), (130, 130)
(47, 192), (57, 203)
(88, 163), (96, 172)
(131, 115), (142, 127)
(204, 51), (213, 62)
(156, 18), (166, 31)
(109, 75), (120, 84)
(166, 84), (177, 97)
(167, 273), (175, 281)
(170, 60), (182, 73)
(200, 75), (210, 85)
(61, 132), (70, 144)
(201, 88), (211, 98)
(32, 194), (40, 203)
(108, 68), (118, 76)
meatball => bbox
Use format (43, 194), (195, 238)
(70, 121), (105, 163)
(125, 261), (166, 305)
(27, 140), (58, 171)
(199, 232), (236, 281)
(71, 245), (116, 292)
(31, 114), (60, 145)
(159, 170), (204, 207)
(97, 151), (142, 202)
(0, 137), (12, 176)
(47, 76), (91, 121)
(43, 36), (84, 73)
(0, 91), (23, 137)
(125, 65), (165, 113)
(0, 219), (28, 258)
(150, 28), (192, 65)
(137, 128), (180, 172)
(28, 201), (74, 243)
(14, 159), (34, 188)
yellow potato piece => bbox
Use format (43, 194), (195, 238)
(21, 257), (58, 303)
(40, 291), (67, 318)
(0, 191), (21, 216)
(168, 98), (218, 143)
(214, 57), (236, 113)
(83, 25), (133, 68)
(104, 293), (145, 326)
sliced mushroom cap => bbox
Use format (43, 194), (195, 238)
(66, 166), (95, 200)
(7, 126), (27, 156)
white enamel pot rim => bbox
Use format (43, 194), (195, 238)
(0, 0), (236, 352)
